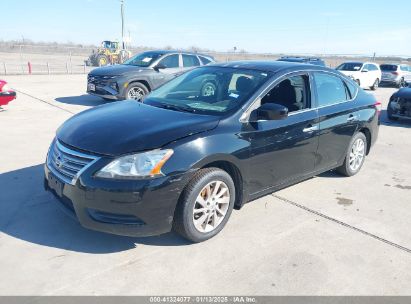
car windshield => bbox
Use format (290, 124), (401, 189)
(123, 51), (164, 67)
(380, 64), (398, 72)
(336, 63), (363, 71)
(143, 66), (271, 116)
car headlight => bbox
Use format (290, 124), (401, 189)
(95, 149), (174, 179)
(1, 84), (10, 92)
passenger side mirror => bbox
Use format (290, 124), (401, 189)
(250, 103), (288, 121)
(154, 63), (167, 71)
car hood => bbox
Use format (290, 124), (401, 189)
(392, 87), (411, 99)
(57, 101), (220, 156)
(89, 65), (151, 76)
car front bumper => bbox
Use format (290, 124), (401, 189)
(44, 162), (191, 237)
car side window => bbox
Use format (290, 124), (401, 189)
(199, 56), (212, 65)
(182, 54), (200, 67)
(363, 64), (370, 71)
(313, 73), (350, 107)
(159, 54), (179, 68)
(369, 64), (379, 71)
(260, 75), (310, 113)
(400, 65), (408, 71)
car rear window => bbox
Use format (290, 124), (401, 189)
(380, 64), (398, 71)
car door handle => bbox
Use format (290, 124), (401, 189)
(347, 115), (358, 122)
(303, 125), (319, 133)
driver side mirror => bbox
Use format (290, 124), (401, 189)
(362, 69), (368, 73)
(250, 103), (288, 121)
(154, 63), (167, 71)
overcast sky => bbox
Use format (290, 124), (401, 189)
(1, 0), (410, 56)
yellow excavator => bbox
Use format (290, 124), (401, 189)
(86, 41), (131, 67)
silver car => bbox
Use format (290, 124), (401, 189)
(380, 64), (411, 88)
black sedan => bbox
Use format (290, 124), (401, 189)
(45, 61), (380, 242)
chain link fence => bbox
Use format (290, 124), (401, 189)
(1, 42), (409, 76)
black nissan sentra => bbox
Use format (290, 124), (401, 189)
(45, 61), (380, 242)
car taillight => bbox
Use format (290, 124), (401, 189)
(391, 71), (399, 75)
(375, 101), (382, 116)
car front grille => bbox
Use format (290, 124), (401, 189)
(47, 140), (99, 184)
(88, 74), (116, 86)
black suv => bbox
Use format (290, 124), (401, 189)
(87, 50), (215, 101)
(277, 56), (326, 66)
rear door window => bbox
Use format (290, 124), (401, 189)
(182, 54), (200, 68)
(313, 73), (350, 107)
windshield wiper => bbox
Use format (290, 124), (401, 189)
(155, 103), (197, 113)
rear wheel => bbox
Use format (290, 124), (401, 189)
(398, 78), (406, 88)
(370, 78), (379, 91)
(173, 168), (235, 243)
(337, 132), (367, 177)
(125, 82), (149, 101)
(356, 79), (361, 86)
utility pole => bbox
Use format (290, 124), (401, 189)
(120, 0), (125, 50)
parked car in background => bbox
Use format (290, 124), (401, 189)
(87, 50), (215, 101)
(277, 56), (326, 66)
(387, 83), (411, 121)
(380, 64), (411, 88)
(45, 61), (380, 242)
(336, 62), (381, 90)
(0, 80), (16, 107)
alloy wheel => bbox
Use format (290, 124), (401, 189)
(127, 87), (145, 100)
(193, 181), (230, 233)
(201, 83), (216, 97)
(349, 138), (365, 171)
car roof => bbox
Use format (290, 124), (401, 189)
(147, 50), (213, 58)
(279, 56), (323, 61)
(208, 60), (331, 73)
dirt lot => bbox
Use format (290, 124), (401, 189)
(0, 75), (411, 295)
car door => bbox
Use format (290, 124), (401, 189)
(244, 73), (319, 195)
(151, 54), (182, 88)
(361, 64), (372, 87)
(313, 71), (359, 171)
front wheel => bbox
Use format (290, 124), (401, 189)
(337, 132), (367, 177)
(125, 82), (149, 101)
(173, 168), (235, 243)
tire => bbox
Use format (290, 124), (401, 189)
(370, 78), (379, 91)
(356, 79), (361, 87)
(387, 102), (399, 121)
(337, 132), (367, 177)
(124, 82), (149, 101)
(96, 54), (109, 67)
(173, 168), (235, 243)
(398, 78), (406, 88)
(201, 81), (217, 97)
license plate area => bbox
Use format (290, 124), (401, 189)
(88, 83), (96, 91)
(48, 172), (64, 197)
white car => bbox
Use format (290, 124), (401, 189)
(380, 64), (411, 88)
(336, 62), (381, 90)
